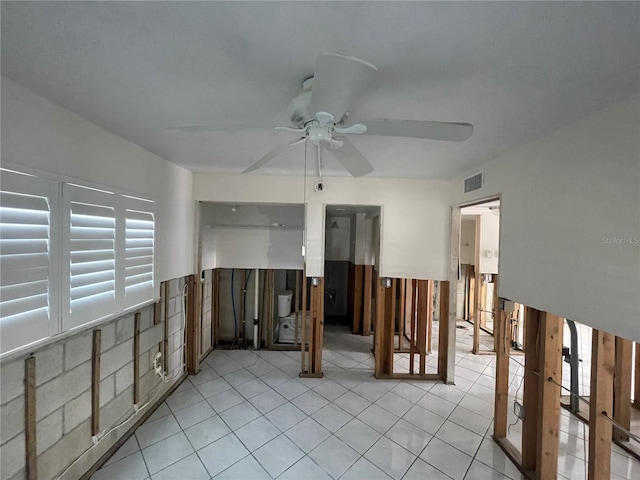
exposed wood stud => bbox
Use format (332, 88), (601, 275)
(25, 356), (37, 480)
(409, 279), (417, 375)
(353, 265), (364, 334)
(535, 313), (563, 479)
(426, 280), (434, 354)
(613, 337), (632, 442)
(398, 279), (406, 351)
(492, 276), (500, 352)
(211, 270), (217, 347)
(133, 314), (141, 405)
(153, 291), (161, 325)
(588, 329), (615, 480)
(521, 307), (540, 473)
(472, 215), (481, 354)
(388, 278), (397, 372)
(417, 280), (428, 376)
(363, 265), (373, 336)
(91, 329), (102, 437)
(163, 281), (169, 374)
(437, 281), (450, 381)
(634, 342), (640, 409)
(374, 277), (386, 377)
(300, 267), (307, 374)
(493, 301), (510, 438)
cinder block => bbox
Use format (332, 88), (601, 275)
(64, 390), (91, 434)
(36, 343), (64, 386)
(169, 297), (176, 316)
(37, 408), (63, 455)
(169, 313), (183, 335)
(139, 370), (161, 399)
(1, 395), (24, 444)
(139, 350), (151, 377)
(64, 331), (93, 371)
(100, 322), (117, 352)
(36, 361), (91, 421)
(115, 362), (134, 395)
(100, 339), (133, 378)
(115, 314), (135, 343)
(100, 374), (116, 408)
(204, 270), (212, 283)
(100, 387), (133, 431)
(0, 432), (24, 479)
(0, 359), (24, 405)
(139, 323), (163, 354)
(139, 307), (152, 331)
(37, 419), (91, 480)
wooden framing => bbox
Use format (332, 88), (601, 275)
(426, 280), (434, 354)
(133, 314), (140, 405)
(185, 274), (201, 374)
(535, 313), (563, 479)
(300, 267), (308, 374)
(397, 279), (407, 351)
(353, 264), (364, 334)
(25, 356), (37, 480)
(374, 277), (388, 377)
(363, 265), (373, 336)
(493, 300), (510, 439)
(472, 215), (482, 354)
(91, 330), (102, 436)
(409, 279), (417, 375)
(613, 337), (632, 442)
(521, 307), (540, 473)
(588, 329), (615, 480)
(417, 280), (428, 375)
(437, 281), (450, 381)
(301, 276), (324, 377)
(163, 281), (169, 374)
(294, 269), (301, 348)
(634, 342), (640, 410)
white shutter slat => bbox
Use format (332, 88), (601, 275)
(122, 205), (155, 307)
(0, 175), (53, 353)
(64, 186), (117, 327)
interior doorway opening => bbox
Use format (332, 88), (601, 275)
(457, 198), (502, 354)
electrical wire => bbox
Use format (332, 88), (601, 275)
(56, 283), (189, 479)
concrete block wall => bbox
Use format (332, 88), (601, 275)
(0, 276), (188, 480)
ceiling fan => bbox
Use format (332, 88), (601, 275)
(169, 53), (473, 177)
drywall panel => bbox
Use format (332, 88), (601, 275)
(1, 77), (194, 282)
(201, 227), (303, 270)
(478, 211), (500, 274)
(460, 217), (476, 265)
(194, 174), (452, 279)
(451, 94), (640, 341)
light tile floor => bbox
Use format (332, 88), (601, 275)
(93, 321), (639, 480)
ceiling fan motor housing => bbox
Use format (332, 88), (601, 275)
(308, 126), (332, 145)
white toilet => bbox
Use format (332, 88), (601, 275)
(274, 291), (293, 343)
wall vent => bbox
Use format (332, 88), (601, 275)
(463, 172), (483, 193)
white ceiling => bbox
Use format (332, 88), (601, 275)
(2, 2), (638, 179)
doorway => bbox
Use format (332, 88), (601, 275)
(456, 198), (501, 354)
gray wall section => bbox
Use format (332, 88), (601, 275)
(324, 261), (349, 317)
(0, 277), (188, 480)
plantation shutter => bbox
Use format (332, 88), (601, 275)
(122, 196), (156, 308)
(63, 184), (116, 329)
(0, 170), (58, 353)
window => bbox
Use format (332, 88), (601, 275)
(63, 184), (117, 330)
(0, 170), (59, 353)
(0, 168), (156, 355)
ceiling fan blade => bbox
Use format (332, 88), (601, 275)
(242, 137), (306, 174)
(328, 137), (373, 177)
(309, 53), (377, 123)
(167, 124), (276, 133)
(334, 123), (367, 135)
(361, 119), (473, 142)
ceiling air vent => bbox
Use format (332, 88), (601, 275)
(463, 172), (483, 193)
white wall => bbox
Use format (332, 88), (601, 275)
(194, 175), (452, 279)
(1, 77), (195, 282)
(478, 211), (500, 274)
(459, 217), (476, 265)
(199, 203), (304, 270)
(451, 95), (640, 341)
